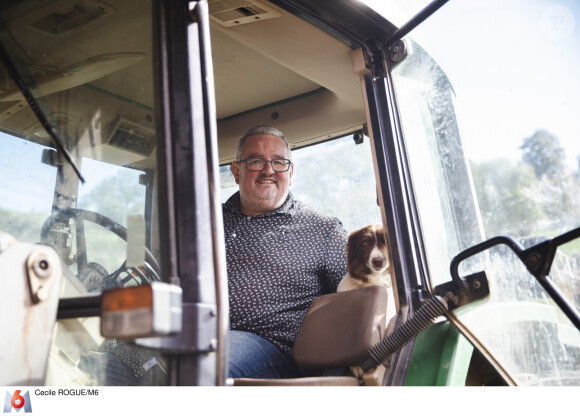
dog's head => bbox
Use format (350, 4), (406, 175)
(346, 224), (390, 283)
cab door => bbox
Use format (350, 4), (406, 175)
(0, 0), (226, 386)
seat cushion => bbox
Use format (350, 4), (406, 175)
(293, 285), (388, 369)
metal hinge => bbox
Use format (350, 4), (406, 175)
(433, 270), (490, 310)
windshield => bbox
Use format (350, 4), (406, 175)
(0, 0), (166, 385)
(0, 0), (160, 296)
(386, 0), (580, 385)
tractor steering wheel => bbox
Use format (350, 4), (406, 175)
(40, 208), (161, 291)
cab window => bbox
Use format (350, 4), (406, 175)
(220, 134), (382, 232)
(385, 0), (580, 385)
(0, 0), (165, 385)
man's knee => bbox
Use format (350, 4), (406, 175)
(227, 330), (300, 379)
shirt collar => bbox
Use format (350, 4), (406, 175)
(224, 191), (296, 217)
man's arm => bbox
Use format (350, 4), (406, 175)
(322, 218), (348, 293)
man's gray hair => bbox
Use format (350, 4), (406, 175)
(236, 125), (292, 161)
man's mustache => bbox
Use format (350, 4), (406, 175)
(256, 174), (277, 183)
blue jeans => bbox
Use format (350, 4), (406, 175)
(228, 330), (304, 379)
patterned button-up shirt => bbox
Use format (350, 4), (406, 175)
(223, 191), (348, 356)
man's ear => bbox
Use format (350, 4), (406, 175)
(289, 163), (294, 186)
(231, 162), (240, 184)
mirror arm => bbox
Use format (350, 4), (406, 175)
(446, 226), (580, 330)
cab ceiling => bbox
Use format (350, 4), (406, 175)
(209, 0), (367, 162)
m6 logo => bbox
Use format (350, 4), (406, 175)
(3, 391), (32, 413)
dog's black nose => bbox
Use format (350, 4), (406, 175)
(372, 257), (384, 268)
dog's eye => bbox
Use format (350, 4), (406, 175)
(362, 239), (371, 246)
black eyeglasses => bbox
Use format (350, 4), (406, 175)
(237, 158), (292, 172)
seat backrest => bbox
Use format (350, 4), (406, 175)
(293, 285), (388, 369)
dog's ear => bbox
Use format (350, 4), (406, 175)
(377, 228), (386, 246)
(346, 230), (361, 264)
(346, 228), (369, 281)
(380, 226), (391, 251)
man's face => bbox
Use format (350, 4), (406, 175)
(231, 134), (294, 216)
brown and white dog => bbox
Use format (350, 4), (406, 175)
(337, 224), (396, 322)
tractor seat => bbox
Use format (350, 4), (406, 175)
(230, 285), (388, 386)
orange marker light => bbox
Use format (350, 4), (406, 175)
(101, 284), (153, 312)
(101, 282), (182, 339)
